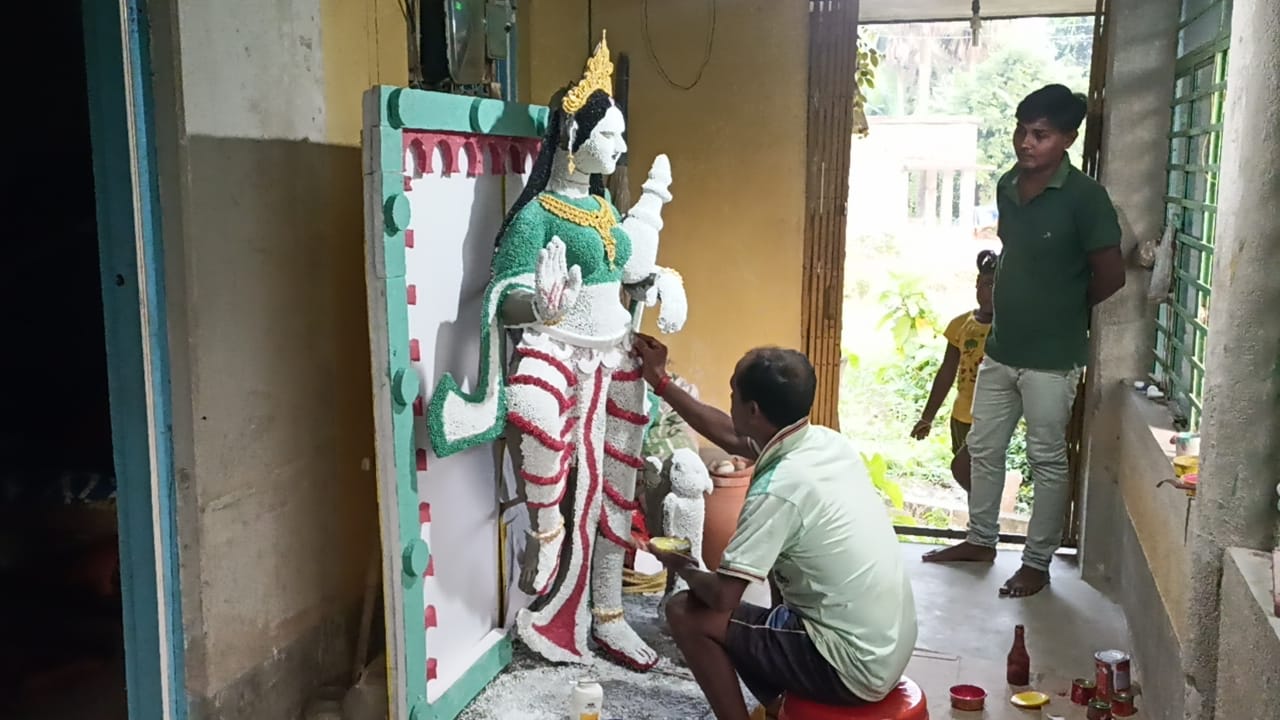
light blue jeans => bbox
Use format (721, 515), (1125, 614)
(965, 357), (1082, 571)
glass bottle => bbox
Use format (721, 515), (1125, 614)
(1007, 624), (1031, 686)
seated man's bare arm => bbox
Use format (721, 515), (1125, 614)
(678, 567), (749, 612)
(656, 382), (757, 460)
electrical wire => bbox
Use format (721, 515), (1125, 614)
(642, 0), (717, 91)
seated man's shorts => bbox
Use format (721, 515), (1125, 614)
(724, 603), (868, 707)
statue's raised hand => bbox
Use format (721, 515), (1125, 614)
(533, 237), (583, 325)
(643, 154), (673, 204)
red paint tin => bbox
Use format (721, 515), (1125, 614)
(1071, 677), (1097, 705)
(1087, 699), (1113, 720)
(1111, 692), (1137, 717)
(1094, 649), (1132, 701)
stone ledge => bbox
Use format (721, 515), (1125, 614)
(1117, 388), (1192, 641)
(1213, 548), (1280, 717)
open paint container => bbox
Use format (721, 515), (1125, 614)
(949, 684), (986, 711)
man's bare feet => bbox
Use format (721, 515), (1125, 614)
(921, 541), (997, 563)
(999, 565), (1050, 598)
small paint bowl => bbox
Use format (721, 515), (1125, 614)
(949, 684), (986, 711)
(1011, 690), (1051, 709)
(650, 536), (693, 555)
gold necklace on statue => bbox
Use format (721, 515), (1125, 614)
(537, 194), (618, 269)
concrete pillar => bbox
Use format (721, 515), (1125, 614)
(1079, 0), (1180, 581)
(924, 169), (939, 224)
(958, 169), (976, 231)
(1184, 2), (1280, 717)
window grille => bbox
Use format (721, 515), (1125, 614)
(1153, 0), (1232, 429)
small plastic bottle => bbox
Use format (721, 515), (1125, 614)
(570, 677), (604, 720)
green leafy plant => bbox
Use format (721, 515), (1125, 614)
(876, 274), (940, 356)
(1006, 420), (1034, 513)
(840, 273), (958, 491)
(853, 32), (881, 137)
(922, 508), (951, 529)
(861, 451), (916, 526)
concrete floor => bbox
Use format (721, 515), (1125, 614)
(460, 544), (1137, 719)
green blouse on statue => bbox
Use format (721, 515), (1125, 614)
(491, 192), (633, 285)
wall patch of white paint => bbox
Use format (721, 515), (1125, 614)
(176, 0), (326, 141)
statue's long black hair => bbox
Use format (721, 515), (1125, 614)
(493, 86), (613, 250)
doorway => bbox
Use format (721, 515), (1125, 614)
(0, 2), (184, 719)
(840, 13), (1101, 545)
(0, 3), (124, 717)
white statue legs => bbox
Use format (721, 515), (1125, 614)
(511, 340), (659, 671)
(507, 339), (576, 597)
(590, 355), (658, 670)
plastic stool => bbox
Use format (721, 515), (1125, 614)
(778, 677), (928, 720)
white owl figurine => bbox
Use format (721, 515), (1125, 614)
(657, 447), (714, 615)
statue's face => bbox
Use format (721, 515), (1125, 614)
(573, 103), (627, 175)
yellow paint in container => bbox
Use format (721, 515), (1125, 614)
(650, 536), (693, 555)
(1173, 455), (1200, 478)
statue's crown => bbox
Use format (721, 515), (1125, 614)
(562, 31), (613, 115)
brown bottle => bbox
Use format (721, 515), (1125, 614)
(1007, 624), (1030, 686)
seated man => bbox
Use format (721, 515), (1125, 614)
(633, 335), (918, 720)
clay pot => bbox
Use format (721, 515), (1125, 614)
(699, 448), (754, 571)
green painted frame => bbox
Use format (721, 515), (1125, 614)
(82, 0), (187, 718)
(361, 86), (547, 720)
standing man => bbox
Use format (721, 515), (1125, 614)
(923, 85), (1125, 598)
(634, 336), (916, 720)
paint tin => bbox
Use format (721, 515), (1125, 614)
(1111, 692), (1137, 717)
(1087, 699), (1113, 720)
(1094, 650), (1132, 701)
(1071, 677), (1097, 705)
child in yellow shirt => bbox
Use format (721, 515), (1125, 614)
(910, 250), (997, 491)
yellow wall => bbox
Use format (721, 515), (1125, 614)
(321, 0), (409, 144)
(524, 0), (809, 411)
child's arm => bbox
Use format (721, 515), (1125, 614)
(911, 344), (961, 439)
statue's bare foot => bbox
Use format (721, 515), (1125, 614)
(518, 523), (564, 596)
(921, 541), (997, 563)
(999, 565), (1050, 598)
(592, 612), (658, 672)
(516, 608), (585, 664)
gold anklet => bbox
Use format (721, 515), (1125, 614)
(592, 607), (625, 623)
(532, 520), (565, 543)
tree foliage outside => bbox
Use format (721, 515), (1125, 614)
(947, 46), (1090, 203)
(862, 17), (1096, 205)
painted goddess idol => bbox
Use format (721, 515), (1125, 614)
(428, 32), (686, 671)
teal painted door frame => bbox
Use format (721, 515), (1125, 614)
(82, 1), (187, 719)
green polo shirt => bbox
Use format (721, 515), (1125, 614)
(984, 157), (1122, 371)
(718, 422), (918, 702)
